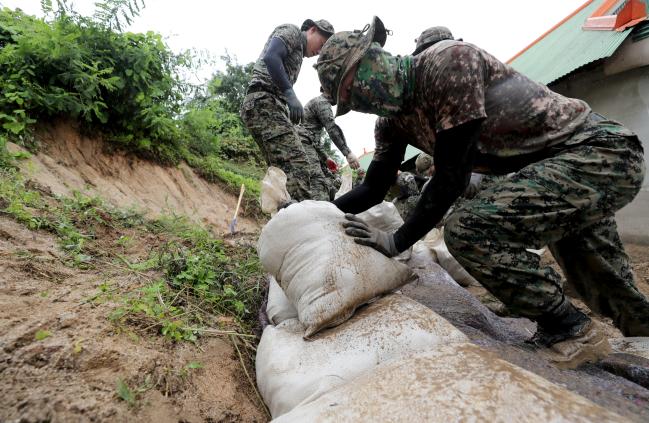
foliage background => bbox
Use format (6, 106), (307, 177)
(0, 2), (264, 205)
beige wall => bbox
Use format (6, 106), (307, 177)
(551, 63), (649, 243)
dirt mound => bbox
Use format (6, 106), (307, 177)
(0, 214), (266, 422)
(9, 121), (259, 235)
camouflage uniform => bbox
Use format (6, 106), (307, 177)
(297, 95), (353, 199)
(392, 172), (420, 219)
(240, 24), (316, 201)
(371, 41), (648, 335)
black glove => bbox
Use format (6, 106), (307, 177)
(283, 88), (303, 124)
(341, 213), (399, 257)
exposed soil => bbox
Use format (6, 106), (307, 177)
(0, 214), (267, 422)
(1, 123), (269, 422)
(8, 120), (259, 236)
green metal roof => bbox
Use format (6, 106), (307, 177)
(509, 0), (634, 85)
(356, 145), (422, 172)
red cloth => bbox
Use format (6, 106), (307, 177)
(326, 158), (338, 172)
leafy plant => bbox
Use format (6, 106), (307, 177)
(116, 378), (136, 406)
(35, 329), (52, 341)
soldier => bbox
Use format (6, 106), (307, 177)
(315, 17), (648, 367)
(241, 19), (334, 201)
(412, 26), (457, 55)
(392, 172), (420, 219)
(298, 94), (360, 199)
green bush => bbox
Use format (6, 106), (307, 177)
(0, 7), (187, 161)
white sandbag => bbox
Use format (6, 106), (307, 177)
(274, 343), (626, 423)
(425, 227), (478, 288)
(358, 201), (412, 262)
(334, 169), (353, 199)
(266, 276), (297, 325)
(610, 337), (649, 360)
(356, 201), (403, 232)
(257, 200), (416, 338)
(257, 294), (468, 418)
(260, 167), (291, 215)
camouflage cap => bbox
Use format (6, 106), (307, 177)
(301, 19), (335, 36)
(315, 16), (388, 116)
(396, 172), (419, 196)
(413, 26), (453, 55)
(415, 153), (434, 175)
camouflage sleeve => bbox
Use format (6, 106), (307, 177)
(372, 117), (408, 166)
(273, 24), (302, 56)
(318, 100), (351, 157)
(427, 45), (487, 132)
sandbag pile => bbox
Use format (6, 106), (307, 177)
(257, 200), (416, 338)
(256, 200), (625, 422)
(257, 294), (468, 417)
(273, 343), (626, 423)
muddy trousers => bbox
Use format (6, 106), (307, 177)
(445, 134), (649, 336)
(300, 137), (333, 201)
(241, 92), (326, 201)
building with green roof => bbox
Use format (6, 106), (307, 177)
(509, 0), (649, 242)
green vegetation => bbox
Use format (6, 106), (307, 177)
(0, 3), (264, 212)
(1, 167), (265, 342)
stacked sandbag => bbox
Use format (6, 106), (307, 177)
(257, 294), (468, 418)
(257, 200), (416, 338)
(265, 276), (297, 326)
(274, 343), (627, 423)
(260, 166), (291, 215)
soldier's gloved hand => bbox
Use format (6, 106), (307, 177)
(283, 88), (303, 124)
(342, 213), (399, 257)
(346, 152), (360, 169)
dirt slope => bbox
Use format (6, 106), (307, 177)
(9, 121), (258, 235)
(1, 122), (268, 421)
(0, 215), (266, 422)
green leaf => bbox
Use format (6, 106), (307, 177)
(186, 361), (203, 370)
(116, 378), (136, 405)
(35, 329), (51, 341)
(2, 121), (25, 135)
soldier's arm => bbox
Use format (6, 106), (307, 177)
(333, 159), (399, 213)
(263, 38), (292, 91)
(333, 117), (406, 213)
(319, 104), (351, 157)
(393, 119), (483, 252)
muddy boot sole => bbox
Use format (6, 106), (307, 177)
(542, 321), (612, 369)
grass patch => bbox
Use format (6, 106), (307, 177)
(2, 168), (266, 345)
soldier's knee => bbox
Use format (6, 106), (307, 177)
(444, 211), (467, 256)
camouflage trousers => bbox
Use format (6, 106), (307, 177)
(298, 130), (333, 201)
(241, 92), (327, 201)
(313, 140), (341, 192)
(445, 132), (649, 336)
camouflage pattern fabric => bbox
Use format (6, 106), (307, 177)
(241, 92), (314, 201)
(392, 172), (420, 219)
(444, 126), (649, 336)
(413, 26), (453, 55)
(300, 95), (352, 157)
(297, 126), (332, 201)
(248, 24), (305, 101)
(313, 139), (341, 191)
(373, 40), (593, 170)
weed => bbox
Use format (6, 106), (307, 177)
(116, 378), (136, 406)
(34, 330), (51, 341)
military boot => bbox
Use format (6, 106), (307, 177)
(529, 299), (611, 369)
